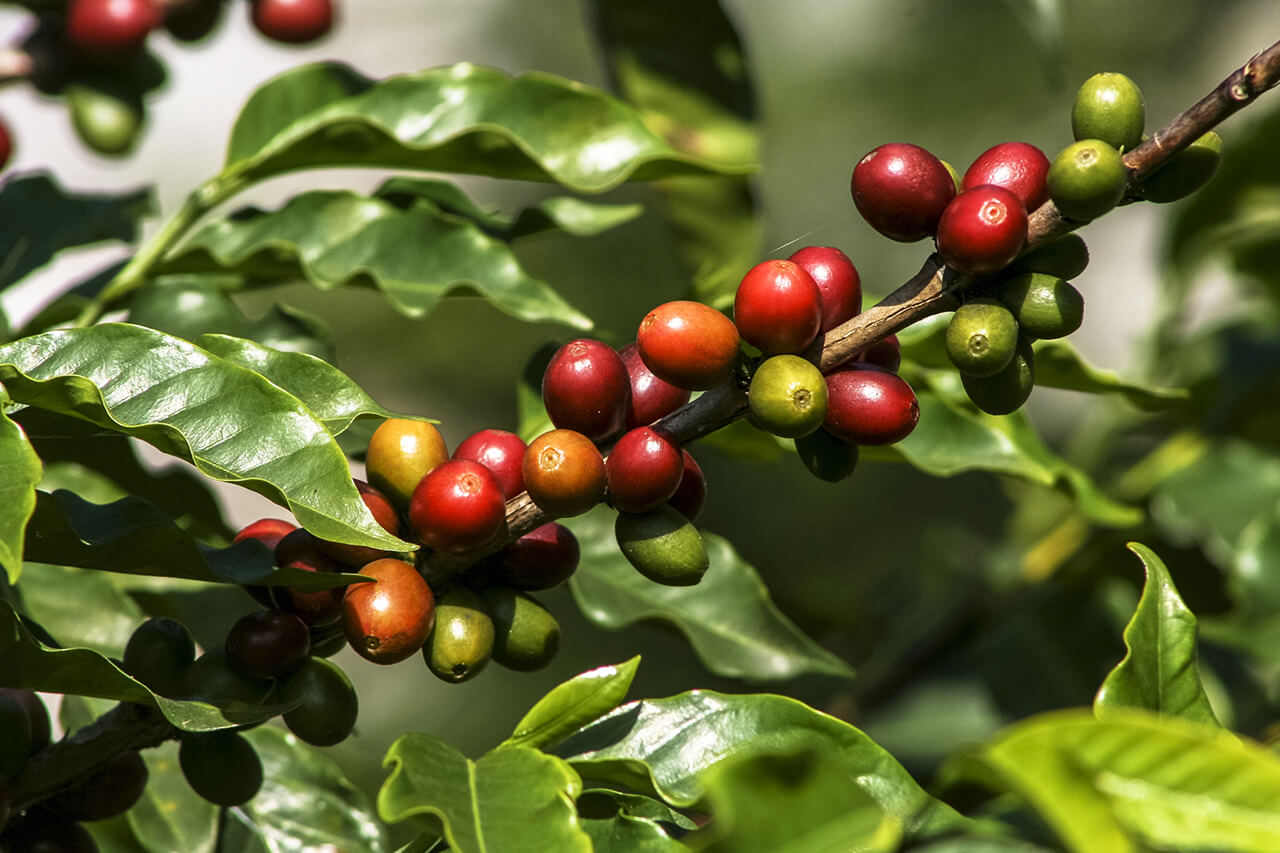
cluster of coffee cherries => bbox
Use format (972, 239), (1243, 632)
(851, 71), (1222, 415)
(1, 0), (337, 159)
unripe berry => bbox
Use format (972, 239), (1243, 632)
(1007, 233), (1090, 280)
(453, 428), (527, 500)
(409, 459), (507, 553)
(823, 364), (920, 446)
(748, 354), (828, 438)
(851, 143), (956, 242)
(1047, 140), (1126, 221)
(66, 0), (161, 60)
(123, 616), (195, 696)
(936, 185), (1028, 275)
(794, 428), (860, 483)
(1142, 131), (1222, 203)
(996, 273), (1084, 340)
(165, 0), (226, 43)
(365, 418), (448, 510)
(280, 658), (358, 746)
(945, 298), (1020, 377)
(342, 558), (435, 665)
(788, 246), (862, 333)
(637, 300), (740, 391)
(962, 142), (1051, 212)
(606, 426), (684, 513)
(962, 336), (1035, 415)
(523, 429), (606, 518)
(619, 342), (691, 429)
(542, 338), (631, 443)
(1072, 72), (1145, 153)
(251, 0), (335, 44)
(733, 259), (822, 355)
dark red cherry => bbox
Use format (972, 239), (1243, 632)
(851, 143), (956, 242)
(788, 246), (862, 334)
(452, 429), (527, 500)
(542, 339), (631, 443)
(605, 427), (684, 514)
(962, 142), (1051, 212)
(619, 342), (691, 429)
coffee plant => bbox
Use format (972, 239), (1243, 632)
(2, 2), (1280, 850)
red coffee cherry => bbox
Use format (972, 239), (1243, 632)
(0, 118), (12, 172)
(859, 335), (901, 372)
(823, 364), (920, 445)
(409, 459), (507, 553)
(342, 558), (435, 665)
(272, 529), (344, 627)
(851, 143), (956, 242)
(733, 259), (823, 355)
(788, 246), (862, 334)
(453, 428), (527, 500)
(936, 185), (1028, 275)
(225, 609), (311, 679)
(962, 142), (1051, 212)
(493, 523), (580, 590)
(317, 479), (401, 566)
(619, 342), (690, 429)
(637, 300), (741, 391)
(523, 429), (606, 518)
(66, 0), (161, 59)
(235, 518), (296, 551)
(542, 338), (631, 443)
(667, 449), (706, 522)
(250, 0), (335, 44)
(605, 427), (684, 513)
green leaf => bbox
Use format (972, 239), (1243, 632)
(0, 173), (153, 290)
(964, 708), (1280, 853)
(1094, 543), (1219, 725)
(0, 323), (411, 551)
(577, 789), (693, 853)
(379, 734), (592, 853)
(565, 508), (854, 680)
(559, 691), (966, 839)
(995, 0), (1065, 85)
(1032, 340), (1188, 410)
(1200, 503), (1280, 664)
(160, 190), (593, 330)
(501, 657), (640, 751)
(0, 403), (42, 583)
(225, 62), (747, 190)
(17, 561), (143, 658)
(126, 740), (218, 853)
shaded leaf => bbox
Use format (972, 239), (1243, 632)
(226, 62), (747, 190)
(17, 561), (143, 658)
(502, 657), (640, 751)
(1032, 339), (1188, 410)
(0, 402), (41, 583)
(1094, 542), (1219, 725)
(0, 323), (411, 551)
(379, 734), (591, 853)
(566, 508), (854, 681)
(127, 740), (218, 853)
(1200, 504), (1280, 664)
(578, 789), (692, 853)
(160, 190), (593, 330)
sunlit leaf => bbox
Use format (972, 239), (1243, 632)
(0, 402), (41, 583)
(501, 657), (640, 751)
(126, 741), (218, 853)
(577, 789), (694, 853)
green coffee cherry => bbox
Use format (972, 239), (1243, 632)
(1072, 72), (1144, 152)
(179, 731), (263, 806)
(940, 159), (963, 194)
(181, 648), (274, 707)
(1142, 131), (1223, 203)
(615, 505), (710, 586)
(996, 273), (1084, 339)
(1047, 140), (1127, 221)
(482, 587), (561, 672)
(280, 658), (358, 747)
(424, 588), (495, 684)
(748, 355), (828, 438)
(123, 616), (195, 697)
(962, 336), (1035, 415)
(1007, 233), (1090, 280)
(946, 298), (1020, 377)
(68, 84), (143, 157)
(794, 428), (859, 483)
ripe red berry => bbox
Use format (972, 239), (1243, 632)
(317, 479), (400, 567)
(66, 0), (161, 59)
(225, 610), (311, 679)
(637, 300), (741, 391)
(606, 427), (684, 513)
(733, 259), (823, 355)
(667, 449), (706, 522)
(823, 364), (920, 445)
(234, 518), (297, 552)
(962, 142), (1051, 212)
(493, 523), (580, 590)
(272, 529), (344, 626)
(409, 459), (507, 553)
(619, 342), (690, 429)
(523, 429), (606, 518)
(788, 246), (862, 334)
(851, 143), (956, 242)
(936, 185), (1028, 275)
(542, 338), (631, 443)
(859, 335), (901, 372)
(250, 0), (335, 44)
(0, 119), (12, 172)
(453, 428), (526, 500)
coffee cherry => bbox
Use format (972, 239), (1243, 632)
(748, 354), (828, 438)
(1007, 233), (1090, 279)
(1142, 131), (1223, 203)
(962, 142), (1051, 212)
(123, 616), (195, 696)
(851, 142), (956, 242)
(794, 428), (860, 483)
(619, 342), (691, 429)
(615, 506), (709, 586)
(180, 731), (262, 806)
(66, 0), (161, 60)
(424, 587), (495, 684)
(542, 339), (631, 443)
(606, 427), (684, 513)
(859, 334), (901, 372)
(0, 689), (49, 756)
(280, 657), (358, 746)
(1072, 72), (1145, 153)
(667, 449), (706, 522)
(235, 518), (297, 551)
(1047, 140), (1126, 221)
(47, 749), (147, 821)
(936, 185), (1028, 275)
(733, 259), (823, 355)
(788, 246), (862, 334)
(272, 529), (344, 627)
(492, 522), (580, 590)
(0, 118), (12, 173)
(342, 558), (435, 665)
(226, 610), (311, 680)
(453, 428), (526, 499)
(68, 84), (143, 157)
(637, 300), (740, 391)
(308, 621), (348, 658)
(409, 459), (507, 553)
(317, 479), (401, 566)
(365, 418), (449, 510)
(823, 364), (920, 446)
(996, 273), (1084, 339)
(251, 0), (335, 44)
(946, 298), (1020, 377)
(1, 809), (98, 852)
(165, 0), (226, 42)
(0, 695), (31, 780)
(962, 336), (1035, 415)
(523, 429), (606, 518)
(481, 587), (561, 672)
(181, 648), (274, 706)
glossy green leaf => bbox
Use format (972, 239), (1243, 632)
(1032, 340), (1188, 410)
(127, 740), (218, 853)
(0, 323), (411, 551)
(0, 172), (153, 290)
(578, 789), (693, 853)
(966, 708), (1280, 853)
(160, 190), (593, 330)
(566, 508), (854, 680)
(1094, 543), (1219, 725)
(502, 657), (640, 751)
(17, 561), (143, 658)
(379, 734), (592, 853)
(0, 402), (42, 583)
(690, 746), (901, 853)
(25, 490), (367, 589)
(559, 690), (965, 838)
(226, 62), (747, 189)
